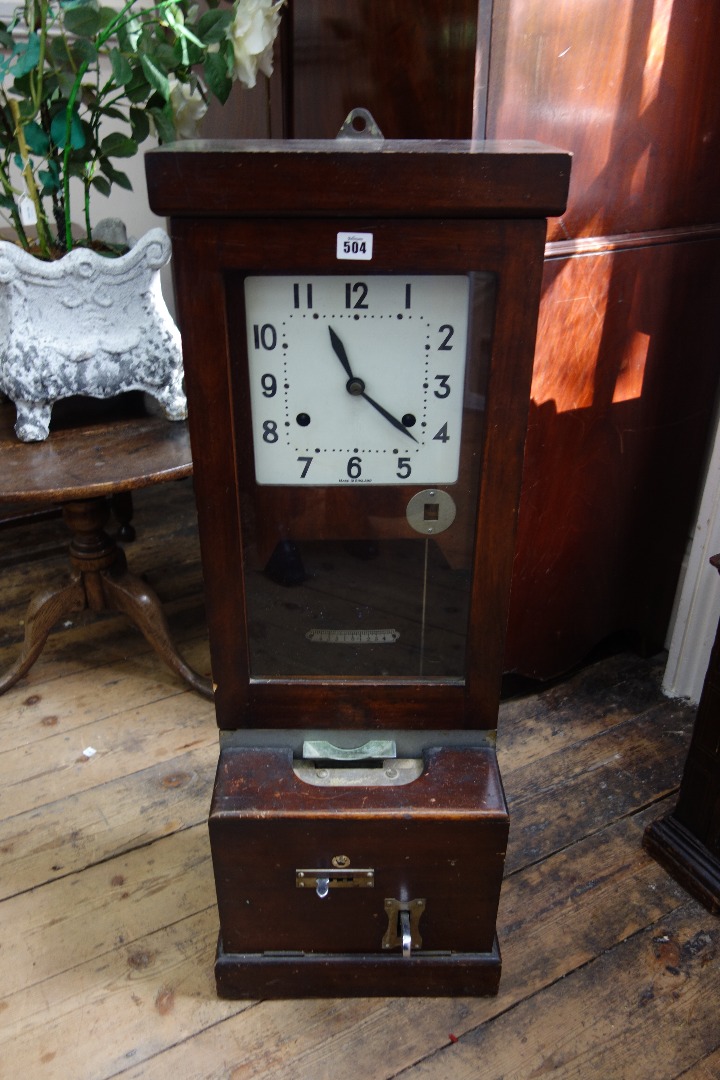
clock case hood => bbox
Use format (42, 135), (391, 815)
(146, 137), (570, 735)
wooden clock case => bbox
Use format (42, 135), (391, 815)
(146, 134), (570, 998)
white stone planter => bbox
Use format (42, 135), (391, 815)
(0, 228), (187, 441)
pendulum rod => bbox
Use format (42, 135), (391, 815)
(419, 538), (429, 676)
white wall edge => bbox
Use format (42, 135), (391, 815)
(663, 410), (720, 703)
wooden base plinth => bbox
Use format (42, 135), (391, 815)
(643, 815), (720, 916)
(210, 746), (508, 998)
(214, 935), (502, 999)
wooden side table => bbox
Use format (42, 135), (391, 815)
(0, 399), (212, 699)
(643, 554), (720, 914)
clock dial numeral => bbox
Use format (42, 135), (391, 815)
(438, 324), (454, 350)
(293, 282), (313, 309)
(433, 423), (450, 444)
(298, 456), (313, 478)
(347, 455), (362, 479)
(433, 375), (451, 399)
(262, 419), (280, 443)
(405, 283), (412, 309)
(396, 457), (412, 480)
(261, 373), (277, 397)
(254, 323), (278, 350)
(345, 281), (369, 309)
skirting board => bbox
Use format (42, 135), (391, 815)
(643, 814), (720, 916)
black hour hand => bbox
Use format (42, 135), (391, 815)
(328, 326), (354, 379)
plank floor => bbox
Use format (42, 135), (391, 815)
(1, 478), (718, 1080)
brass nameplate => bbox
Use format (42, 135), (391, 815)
(305, 628), (399, 644)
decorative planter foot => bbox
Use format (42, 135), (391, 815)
(14, 400), (52, 442)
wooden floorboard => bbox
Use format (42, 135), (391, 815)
(0, 478), (715, 1079)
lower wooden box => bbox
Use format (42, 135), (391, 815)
(209, 745), (509, 998)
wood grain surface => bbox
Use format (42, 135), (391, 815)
(0, 481), (711, 1078)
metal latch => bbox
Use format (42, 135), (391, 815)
(382, 898), (426, 957)
(296, 868), (374, 898)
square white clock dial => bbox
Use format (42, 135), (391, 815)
(244, 275), (470, 486)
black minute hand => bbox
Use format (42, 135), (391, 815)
(360, 391), (419, 443)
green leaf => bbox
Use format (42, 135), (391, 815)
(78, 118), (97, 148)
(48, 36), (71, 66)
(68, 157), (90, 177)
(70, 38), (98, 67)
(68, 142), (95, 164)
(197, 9), (233, 43)
(117, 16), (141, 54)
(124, 66), (152, 104)
(91, 174), (112, 196)
(129, 107), (150, 144)
(39, 168), (62, 193)
(56, 67), (78, 98)
(148, 103), (175, 144)
(50, 34), (97, 74)
(140, 54), (170, 100)
(12, 33), (41, 78)
(100, 159), (133, 190)
(203, 49), (232, 104)
(100, 131), (138, 158)
(153, 42), (179, 71)
(102, 105), (128, 122)
(109, 46), (133, 86)
(62, 5), (102, 38)
(50, 107), (86, 150)
(99, 6), (118, 31)
(174, 36), (204, 67)
(0, 193), (17, 210)
(23, 121), (50, 156)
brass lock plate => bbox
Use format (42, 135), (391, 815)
(383, 898), (426, 954)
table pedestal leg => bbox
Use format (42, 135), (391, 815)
(0, 497), (213, 699)
(0, 577), (85, 693)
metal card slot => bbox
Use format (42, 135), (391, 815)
(301, 739), (397, 762)
(293, 758), (423, 787)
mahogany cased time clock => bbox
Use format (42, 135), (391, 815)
(146, 115), (570, 998)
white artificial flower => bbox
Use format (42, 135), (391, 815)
(229, 0), (282, 89)
(168, 76), (208, 140)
